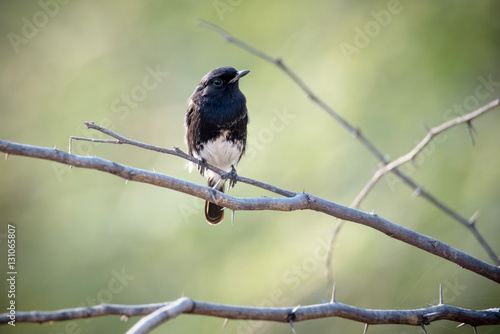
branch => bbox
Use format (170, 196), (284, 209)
(195, 20), (500, 268)
(1, 297), (499, 330)
(125, 297), (193, 334)
(196, 20), (383, 160)
(353, 98), (500, 265)
(327, 99), (500, 287)
(76, 122), (296, 198)
(374, 98), (499, 178)
(1, 138), (499, 283)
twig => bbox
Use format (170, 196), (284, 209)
(358, 99), (500, 203)
(196, 19), (500, 272)
(1, 138), (499, 283)
(196, 19), (383, 161)
(125, 297), (193, 334)
(1, 297), (499, 328)
(351, 98), (500, 265)
(68, 136), (120, 154)
(80, 121), (295, 198)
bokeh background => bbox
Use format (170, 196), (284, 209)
(1, 1), (500, 333)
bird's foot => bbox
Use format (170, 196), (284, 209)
(223, 165), (238, 188)
(197, 158), (208, 176)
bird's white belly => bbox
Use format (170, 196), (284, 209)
(194, 133), (243, 182)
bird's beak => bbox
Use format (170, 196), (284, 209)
(229, 70), (250, 84)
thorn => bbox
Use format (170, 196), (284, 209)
(5, 153), (8, 160)
(411, 187), (421, 200)
(410, 154), (418, 165)
(420, 324), (428, 334)
(152, 168), (156, 173)
(314, 295), (329, 304)
(467, 121), (476, 146)
(222, 33), (232, 42)
(231, 210), (235, 225)
(383, 155), (390, 164)
(363, 323), (368, 334)
(426, 304), (434, 307)
(469, 210), (480, 226)
(286, 305), (300, 334)
(222, 318), (229, 329)
(424, 312), (440, 321)
(371, 209), (377, 216)
(473, 326), (478, 334)
(125, 179), (129, 184)
(457, 323), (466, 328)
(120, 315), (129, 322)
(423, 122), (430, 133)
(439, 283), (443, 305)
(330, 282), (336, 303)
(210, 190), (218, 206)
(351, 128), (360, 138)
(212, 179), (222, 190)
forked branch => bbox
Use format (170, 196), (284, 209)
(0, 135), (499, 283)
(1, 296), (499, 332)
(196, 19), (500, 267)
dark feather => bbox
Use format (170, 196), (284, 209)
(205, 179), (225, 225)
(184, 66), (249, 224)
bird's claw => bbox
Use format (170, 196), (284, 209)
(223, 165), (238, 188)
(197, 158), (207, 176)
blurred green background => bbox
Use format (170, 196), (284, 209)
(1, 1), (500, 333)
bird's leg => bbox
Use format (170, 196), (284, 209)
(197, 158), (208, 176)
(223, 165), (238, 188)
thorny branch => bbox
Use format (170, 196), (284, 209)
(1, 296), (499, 333)
(351, 98), (500, 261)
(326, 98), (500, 287)
(0, 21), (498, 333)
(125, 298), (194, 334)
(196, 20), (500, 271)
(0, 135), (499, 284)
(352, 99), (499, 206)
(74, 122), (295, 198)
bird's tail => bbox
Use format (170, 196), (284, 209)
(205, 178), (224, 225)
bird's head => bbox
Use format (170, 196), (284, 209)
(195, 66), (250, 98)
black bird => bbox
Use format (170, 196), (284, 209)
(185, 66), (250, 224)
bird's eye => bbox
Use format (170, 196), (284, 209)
(213, 79), (223, 87)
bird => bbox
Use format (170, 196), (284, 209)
(184, 66), (250, 224)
